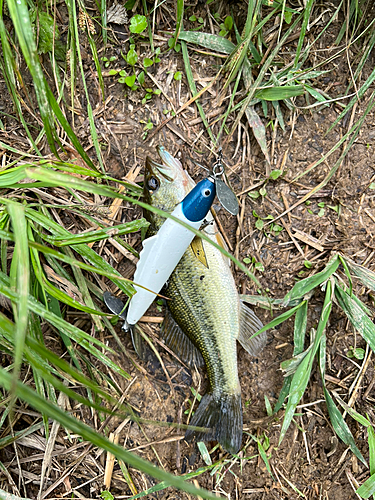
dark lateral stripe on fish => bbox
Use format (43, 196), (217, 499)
(166, 266), (229, 390)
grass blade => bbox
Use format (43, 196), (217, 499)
(19, 168), (263, 286)
(119, 459), (138, 495)
(334, 394), (372, 430)
(125, 462), (224, 499)
(28, 225), (104, 317)
(181, 41), (215, 142)
(273, 377), (292, 415)
(272, 100), (285, 130)
(240, 294), (303, 309)
(24, 332), (124, 410)
(250, 434), (274, 480)
(245, 106), (271, 165)
(216, 66), (243, 144)
(228, 12), (303, 139)
(0, 272), (130, 379)
(318, 332), (366, 464)
(242, 0), (257, 39)
(6, 202), (29, 386)
(0, 225), (135, 297)
(28, 312), (53, 433)
(357, 475), (375, 499)
(65, 246), (103, 331)
(344, 256), (375, 292)
(0, 420), (44, 450)
(335, 282), (375, 352)
(142, 0), (154, 51)
(221, 36), (250, 93)
(51, 219), (148, 246)
(283, 254), (340, 305)
(304, 84), (330, 107)
(255, 85), (304, 101)
(24, 208), (136, 297)
(6, 0), (59, 154)
(197, 441), (212, 466)
(278, 354), (311, 444)
(327, 66), (375, 134)
(280, 345), (314, 377)
(293, 0), (314, 67)
(369, 426), (375, 475)
(294, 300), (308, 354)
(279, 280), (333, 444)
(45, 77), (98, 171)
(178, 31), (235, 54)
(324, 388), (365, 464)
(0, 20), (41, 155)
(0, 368), (218, 499)
(170, 0), (183, 49)
(249, 301), (307, 340)
(99, 0), (107, 45)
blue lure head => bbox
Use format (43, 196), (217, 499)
(181, 177), (216, 222)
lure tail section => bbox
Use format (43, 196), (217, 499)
(103, 291), (144, 358)
(185, 392), (243, 454)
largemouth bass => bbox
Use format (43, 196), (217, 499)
(143, 146), (266, 454)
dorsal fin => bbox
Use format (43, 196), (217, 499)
(238, 301), (267, 356)
(160, 309), (205, 368)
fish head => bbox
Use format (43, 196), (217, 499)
(144, 146), (193, 219)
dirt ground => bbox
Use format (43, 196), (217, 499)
(1, 0), (375, 499)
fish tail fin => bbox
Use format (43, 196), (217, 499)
(185, 392), (243, 454)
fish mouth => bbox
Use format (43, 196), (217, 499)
(145, 146), (183, 182)
(145, 156), (172, 180)
(157, 145), (177, 171)
(145, 158), (174, 183)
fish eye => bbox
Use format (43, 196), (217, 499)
(147, 176), (159, 191)
(202, 188), (211, 198)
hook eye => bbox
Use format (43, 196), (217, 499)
(212, 161), (224, 177)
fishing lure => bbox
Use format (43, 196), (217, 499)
(104, 147), (238, 332)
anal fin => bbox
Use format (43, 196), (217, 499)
(238, 300), (267, 356)
(130, 324), (144, 360)
(161, 308), (205, 368)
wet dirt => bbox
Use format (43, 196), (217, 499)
(92, 29), (375, 499)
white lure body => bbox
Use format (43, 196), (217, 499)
(126, 203), (205, 326)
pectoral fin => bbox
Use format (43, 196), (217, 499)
(190, 236), (209, 269)
(238, 300), (267, 356)
(161, 308), (205, 368)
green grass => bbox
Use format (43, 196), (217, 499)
(0, 164), (223, 498)
(244, 253), (375, 469)
(179, 0), (375, 165)
(1, 0), (375, 497)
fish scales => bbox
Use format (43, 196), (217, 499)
(167, 244), (241, 397)
(142, 146), (266, 454)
